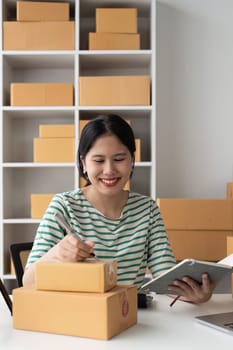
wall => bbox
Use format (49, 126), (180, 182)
(156, 0), (233, 198)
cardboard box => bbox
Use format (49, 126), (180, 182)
(79, 76), (150, 106)
(13, 285), (137, 340)
(96, 8), (138, 33)
(33, 138), (75, 162)
(157, 198), (233, 230)
(39, 124), (75, 138)
(11, 83), (73, 106)
(31, 194), (54, 218)
(3, 21), (74, 50)
(17, 1), (69, 21)
(135, 139), (141, 162)
(35, 260), (117, 293)
(167, 230), (231, 261)
(11, 250), (30, 275)
(227, 236), (233, 255)
(89, 32), (140, 50)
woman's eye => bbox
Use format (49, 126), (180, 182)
(94, 160), (104, 163)
(115, 158), (125, 162)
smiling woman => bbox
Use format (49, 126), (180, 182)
(22, 115), (215, 304)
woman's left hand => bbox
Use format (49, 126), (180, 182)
(168, 273), (215, 304)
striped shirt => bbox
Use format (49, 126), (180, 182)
(27, 189), (176, 288)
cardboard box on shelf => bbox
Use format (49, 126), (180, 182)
(33, 138), (75, 162)
(13, 285), (137, 340)
(157, 198), (233, 230)
(167, 229), (231, 262)
(135, 139), (141, 162)
(3, 21), (74, 50)
(79, 76), (150, 106)
(30, 194), (54, 219)
(39, 125), (75, 138)
(11, 83), (73, 106)
(17, 1), (70, 21)
(35, 260), (117, 293)
(89, 32), (140, 50)
(96, 8), (138, 33)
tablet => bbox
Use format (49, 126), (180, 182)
(140, 259), (233, 294)
(0, 277), (12, 314)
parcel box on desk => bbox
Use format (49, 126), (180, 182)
(89, 32), (140, 50)
(157, 198), (233, 230)
(39, 124), (75, 138)
(33, 138), (75, 162)
(227, 236), (233, 255)
(96, 8), (138, 33)
(79, 76), (150, 106)
(17, 1), (69, 21)
(35, 260), (117, 293)
(13, 285), (137, 340)
(31, 194), (54, 219)
(167, 230), (231, 261)
(3, 21), (74, 50)
(11, 83), (73, 106)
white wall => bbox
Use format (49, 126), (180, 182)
(156, 0), (233, 198)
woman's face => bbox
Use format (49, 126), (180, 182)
(81, 134), (133, 195)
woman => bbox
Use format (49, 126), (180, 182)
(23, 114), (214, 303)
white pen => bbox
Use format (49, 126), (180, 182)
(55, 213), (95, 257)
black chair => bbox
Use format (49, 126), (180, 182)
(10, 242), (33, 287)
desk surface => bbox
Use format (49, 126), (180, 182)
(1, 294), (232, 349)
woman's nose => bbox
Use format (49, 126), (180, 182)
(103, 160), (115, 174)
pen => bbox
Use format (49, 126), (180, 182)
(169, 295), (181, 307)
(55, 213), (95, 257)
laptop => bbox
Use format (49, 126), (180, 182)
(195, 311), (233, 335)
(0, 277), (12, 315)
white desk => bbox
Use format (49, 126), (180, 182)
(1, 294), (232, 349)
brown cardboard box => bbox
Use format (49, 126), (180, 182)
(3, 21), (74, 50)
(13, 285), (137, 339)
(11, 83), (73, 106)
(33, 138), (75, 162)
(79, 76), (150, 106)
(17, 1), (69, 21)
(39, 124), (75, 138)
(11, 250), (30, 275)
(135, 139), (141, 162)
(96, 8), (138, 33)
(157, 198), (233, 230)
(89, 32), (140, 50)
(35, 260), (117, 293)
(227, 236), (233, 255)
(31, 194), (54, 218)
(167, 230), (231, 261)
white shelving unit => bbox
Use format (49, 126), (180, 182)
(0, 0), (156, 289)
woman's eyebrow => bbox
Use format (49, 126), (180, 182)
(91, 152), (127, 158)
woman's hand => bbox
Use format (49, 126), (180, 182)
(168, 273), (215, 304)
(47, 234), (95, 263)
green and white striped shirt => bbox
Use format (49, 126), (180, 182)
(27, 189), (176, 288)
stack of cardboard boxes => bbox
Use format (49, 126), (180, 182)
(33, 124), (75, 163)
(3, 1), (74, 50)
(4, 1), (74, 107)
(157, 198), (233, 262)
(80, 8), (149, 107)
(89, 8), (140, 50)
(13, 260), (137, 339)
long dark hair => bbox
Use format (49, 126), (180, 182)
(78, 114), (136, 186)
